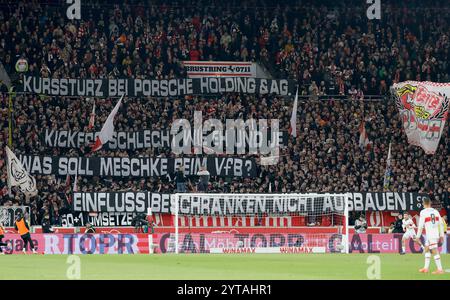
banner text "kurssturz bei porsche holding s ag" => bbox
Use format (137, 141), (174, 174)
(21, 76), (295, 97)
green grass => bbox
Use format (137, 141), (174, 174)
(0, 254), (449, 280)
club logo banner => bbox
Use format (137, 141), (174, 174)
(348, 192), (427, 211)
(183, 61), (257, 78)
(5, 146), (38, 197)
(392, 81), (450, 154)
(18, 155), (256, 178)
(21, 76), (295, 97)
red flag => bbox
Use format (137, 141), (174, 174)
(359, 120), (372, 151)
(64, 174), (71, 193)
(88, 100), (95, 130)
(65, 174), (72, 204)
(91, 95), (124, 152)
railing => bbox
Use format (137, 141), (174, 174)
(0, 90), (388, 102)
(295, 94), (387, 101)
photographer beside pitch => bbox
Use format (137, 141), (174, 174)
(414, 197), (445, 274)
(14, 212), (37, 254)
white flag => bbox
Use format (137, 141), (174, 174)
(289, 88), (298, 137)
(5, 146), (38, 197)
(91, 95), (124, 152)
(391, 81), (450, 154)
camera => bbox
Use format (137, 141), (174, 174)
(131, 213), (149, 233)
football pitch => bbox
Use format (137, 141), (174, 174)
(0, 254), (449, 280)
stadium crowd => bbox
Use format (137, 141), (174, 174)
(0, 0), (449, 225)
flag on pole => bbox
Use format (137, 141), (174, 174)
(391, 81), (450, 154)
(0, 62), (12, 89)
(383, 142), (393, 190)
(91, 95), (124, 152)
(359, 120), (372, 151)
(64, 173), (71, 193)
(65, 171), (78, 205)
(73, 172), (78, 192)
(288, 88), (298, 138)
(88, 100), (95, 130)
(5, 146), (38, 197)
(64, 173), (72, 204)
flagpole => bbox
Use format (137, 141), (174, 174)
(8, 87), (13, 147)
(383, 142), (392, 191)
(289, 86), (298, 138)
(5, 148), (12, 196)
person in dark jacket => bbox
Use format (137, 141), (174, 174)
(175, 166), (187, 193)
(392, 213), (404, 233)
(42, 216), (54, 234)
(197, 166), (210, 192)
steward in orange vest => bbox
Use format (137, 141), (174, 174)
(14, 212), (37, 254)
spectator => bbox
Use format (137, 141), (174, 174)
(175, 166), (187, 193)
(197, 166), (210, 192)
(84, 223), (96, 234)
(354, 214), (367, 234)
(392, 214), (404, 233)
(42, 216), (54, 234)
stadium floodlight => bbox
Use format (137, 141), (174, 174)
(171, 193), (349, 254)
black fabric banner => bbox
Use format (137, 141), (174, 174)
(60, 211), (139, 227)
(71, 192), (428, 214)
(72, 192), (171, 213)
(18, 155), (256, 178)
(41, 128), (288, 150)
(72, 193), (346, 214)
(348, 192), (426, 211)
(21, 76), (296, 97)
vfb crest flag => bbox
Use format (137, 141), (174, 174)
(5, 146), (38, 196)
(391, 81), (449, 154)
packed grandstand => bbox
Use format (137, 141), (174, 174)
(0, 0), (449, 232)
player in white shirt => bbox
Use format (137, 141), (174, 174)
(400, 212), (421, 255)
(415, 197), (445, 274)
